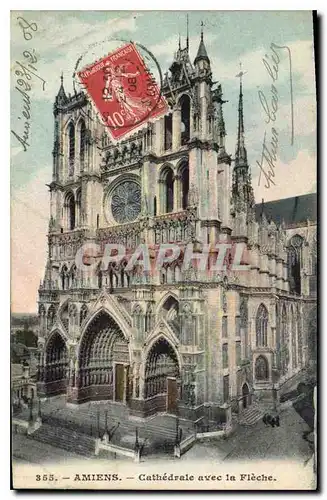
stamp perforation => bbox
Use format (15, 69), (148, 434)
(76, 41), (169, 143)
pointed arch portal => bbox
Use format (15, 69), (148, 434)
(144, 337), (180, 414)
(42, 331), (68, 396)
(77, 310), (130, 403)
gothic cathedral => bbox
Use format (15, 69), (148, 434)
(37, 30), (317, 423)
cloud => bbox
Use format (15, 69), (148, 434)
(278, 94), (316, 139)
(11, 13), (141, 101)
(210, 39), (315, 92)
(11, 166), (50, 313)
(11, 12), (140, 55)
(252, 149), (316, 203)
(285, 39), (316, 91)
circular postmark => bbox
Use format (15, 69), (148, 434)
(72, 38), (167, 141)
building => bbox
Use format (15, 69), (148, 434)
(11, 313), (39, 336)
(12, 361), (37, 408)
(36, 29), (317, 424)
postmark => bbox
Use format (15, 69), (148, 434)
(77, 42), (168, 142)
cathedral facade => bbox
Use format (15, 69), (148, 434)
(37, 31), (317, 423)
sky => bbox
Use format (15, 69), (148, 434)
(10, 10), (317, 313)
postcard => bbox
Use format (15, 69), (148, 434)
(11, 10), (317, 490)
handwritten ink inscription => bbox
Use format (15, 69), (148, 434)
(11, 17), (46, 152)
(257, 42), (294, 189)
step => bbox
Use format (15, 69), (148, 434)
(29, 423), (95, 456)
(22, 395), (194, 457)
(238, 405), (264, 426)
(42, 412), (185, 441)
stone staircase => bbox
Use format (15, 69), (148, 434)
(238, 403), (264, 426)
(17, 396), (193, 459)
(28, 423), (95, 457)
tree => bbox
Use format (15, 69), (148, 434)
(12, 330), (37, 348)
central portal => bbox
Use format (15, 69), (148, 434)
(73, 310), (130, 404)
(144, 337), (180, 415)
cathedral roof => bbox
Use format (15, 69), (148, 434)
(255, 193), (317, 226)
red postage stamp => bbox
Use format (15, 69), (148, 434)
(77, 42), (168, 142)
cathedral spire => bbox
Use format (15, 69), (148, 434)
(55, 72), (67, 107)
(235, 63), (248, 168)
(194, 21), (210, 65)
(231, 65), (255, 221)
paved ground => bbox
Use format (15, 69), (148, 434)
(12, 433), (92, 465)
(181, 403), (313, 464)
(12, 391), (315, 468)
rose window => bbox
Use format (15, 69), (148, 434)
(111, 180), (141, 223)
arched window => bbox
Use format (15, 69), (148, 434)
(256, 304), (268, 347)
(76, 189), (81, 227)
(70, 264), (77, 288)
(69, 195), (75, 229)
(153, 196), (157, 217)
(159, 166), (175, 214)
(180, 94), (191, 145)
(79, 120), (86, 170)
(177, 161), (189, 210)
(287, 235), (303, 295)
(68, 122), (75, 176)
(65, 192), (75, 230)
(164, 114), (173, 150)
(60, 265), (69, 290)
(255, 355), (269, 380)
(165, 168), (174, 213)
(132, 304), (143, 332)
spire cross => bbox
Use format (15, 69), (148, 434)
(235, 62), (247, 86)
(60, 72), (63, 85)
(201, 21), (204, 41)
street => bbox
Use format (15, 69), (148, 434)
(181, 404), (313, 464)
